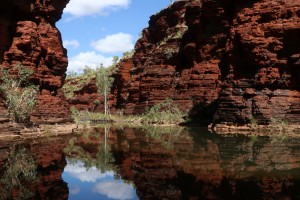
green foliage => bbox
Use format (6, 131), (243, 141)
(63, 70), (96, 99)
(70, 106), (80, 123)
(122, 49), (135, 59)
(83, 66), (94, 76)
(112, 56), (119, 66)
(250, 114), (258, 126)
(157, 25), (188, 47)
(94, 99), (100, 105)
(96, 66), (114, 96)
(0, 146), (38, 200)
(0, 64), (38, 124)
(70, 107), (112, 125)
(142, 98), (184, 124)
(164, 48), (178, 60)
(66, 71), (78, 79)
(270, 118), (289, 126)
(96, 66), (114, 115)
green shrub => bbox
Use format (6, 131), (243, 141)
(94, 99), (100, 105)
(249, 114), (258, 126)
(63, 71), (96, 99)
(142, 98), (184, 124)
(0, 64), (38, 124)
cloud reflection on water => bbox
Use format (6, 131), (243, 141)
(69, 185), (81, 195)
(92, 181), (136, 200)
(64, 160), (113, 183)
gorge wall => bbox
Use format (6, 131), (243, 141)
(0, 0), (70, 124)
(112, 0), (300, 126)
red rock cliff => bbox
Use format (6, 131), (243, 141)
(0, 0), (71, 124)
(112, 0), (300, 126)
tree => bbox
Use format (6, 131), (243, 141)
(96, 66), (114, 115)
(83, 66), (93, 75)
(112, 56), (119, 66)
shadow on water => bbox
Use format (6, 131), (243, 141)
(1, 127), (300, 199)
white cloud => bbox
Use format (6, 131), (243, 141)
(64, 0), (131, 17)
(67, 51), (113, 73)
(91, 33), (134, 54)
(64, 160), (113, 182)
(93, 181), (135, 200)
(70, 186), (80, 195)
(63, 40), (80, 49)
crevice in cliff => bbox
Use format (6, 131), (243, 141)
(283, 29), (300, 90)
(0, 19), (15, 63)
(188, 100), (219, 126)
(221, 0), (260, 25)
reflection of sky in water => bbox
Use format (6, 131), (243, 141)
(63, 159), (139, 200)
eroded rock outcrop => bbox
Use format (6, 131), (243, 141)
(214, 0), (300, 125)
(0, 0), (70, 124)
(110, 58), (133, 113)
(112, 0), (300, 126)
(66, 77), (103, 112)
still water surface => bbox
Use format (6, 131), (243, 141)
(1, 126), (300, 199)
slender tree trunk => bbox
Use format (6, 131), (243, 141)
(104, 126), (107, 155)
(104, 89), (107, 115)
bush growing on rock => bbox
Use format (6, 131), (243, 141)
(0, 64), (38, 124)
(142, 98), (184, 124)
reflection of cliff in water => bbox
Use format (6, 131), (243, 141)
(0, 127), (297, 199)
(0, 137), (70, 200)
(98, 127), (300, 199)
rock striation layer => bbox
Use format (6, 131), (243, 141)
(0, 0), (70, 124)
(112, 0), (300, 126)
(66, 77), (103, 112)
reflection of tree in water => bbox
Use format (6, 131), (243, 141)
(95, 127), (116, 173)
(64, 127), (117, 174)
(0, 145), (38, 200)
(143, 126), (191, 150)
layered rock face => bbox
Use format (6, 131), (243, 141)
(113, 0), (300, 126)
(66, 77), (103, 112)
(114, 0), (222, 124)
(0, 0), (70, 124)
(110, 58), (133, 113)
(214, 0), (300, 125)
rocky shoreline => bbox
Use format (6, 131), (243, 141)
(209, 123), (300, 136)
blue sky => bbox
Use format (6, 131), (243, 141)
(57, 0), (171, 73)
